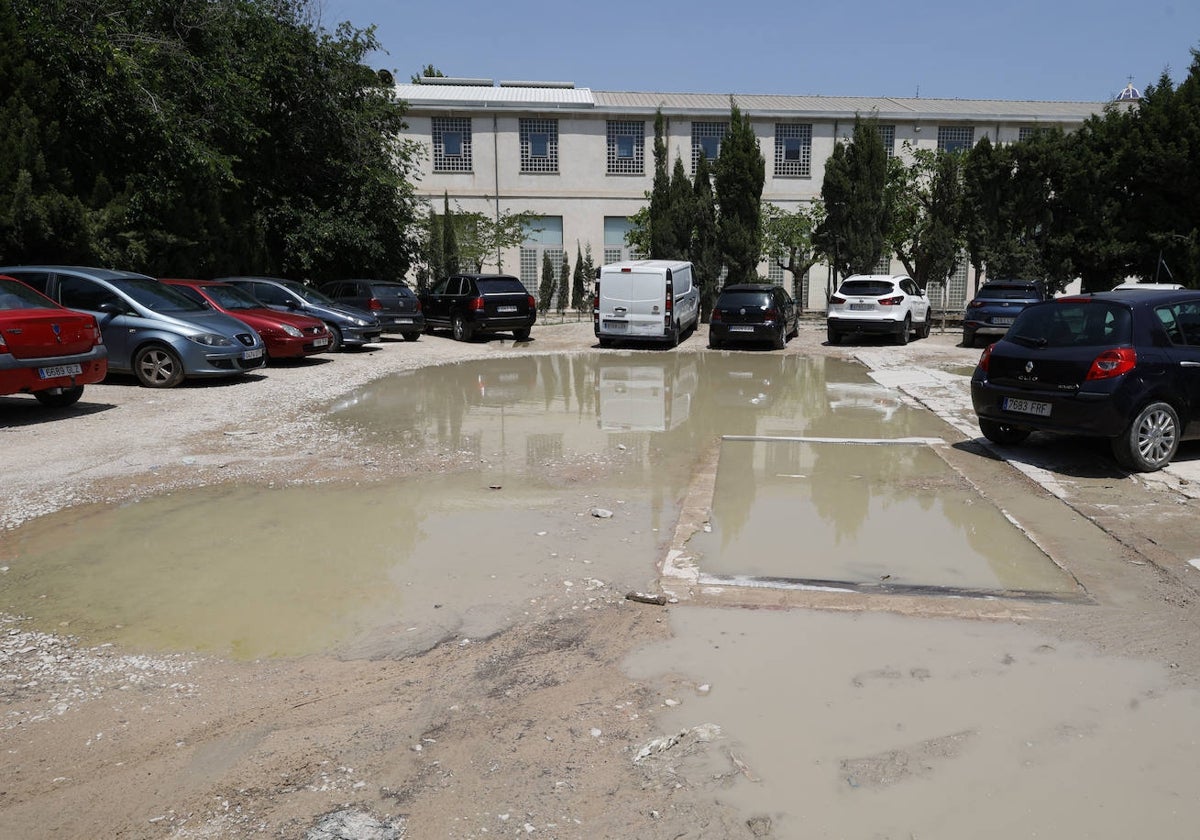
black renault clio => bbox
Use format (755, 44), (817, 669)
(970, 288), (1200, 471)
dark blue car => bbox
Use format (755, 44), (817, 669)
(971, 289), (1200, 471)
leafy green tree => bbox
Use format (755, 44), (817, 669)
(762, 201), (825, 310)
(668, 156), (695, 261)
(885, 147), (964, 291)
(691, 153), (722, 320)
(571, 242), (586, 310)
(816, 116), (889, 281)
(557, 251), (569, 313)
(538, 251), (555, 313)
(714, 100), (765, 285)
(411, 64), (445, 82)
(649, 109), (676, 259)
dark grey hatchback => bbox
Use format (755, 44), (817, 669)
(970, 289), (1200, 471)
(708, 283), (798, 349)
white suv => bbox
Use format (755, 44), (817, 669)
(826, 274), (932, 345)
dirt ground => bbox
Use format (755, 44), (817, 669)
(3, 320), (1200, 839)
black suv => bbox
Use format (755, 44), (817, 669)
(708, 283), (798, 349)
(419, 274), (536, 342)
(320, 279), (424, 341)
(971, 289), (1200, 472)
(962, 279), (1047, 347)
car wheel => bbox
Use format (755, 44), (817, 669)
(773, 323), (786, 350)
(402, 332), (420, 342)
(452, 314), (473, 342)
(826, 324), (840, 345)
(919, 312), (932, 339)
(34, 386), (84, 408)
(1112, 401), (1180, 472)
(512, 327), (531, 341)
(895, 315), (911, 345)
(962, 329), (976, 348)
(979, 418), (1031, 446)
(325, 324), (343, 352)
(598, 336), (614, 348)
(134, 345), (185, 388)
(708, 336), (721, 350)
(668, 322), (680, 348)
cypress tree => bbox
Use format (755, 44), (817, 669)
(669, 156), (695, 262)
(441, 192), (459, 279)
(571, 242), (586, 310)
(714, 100), (765, 285)
(557, 250), (569, 313)
(649, 109), (676, 259)
(691, 153), (721, 320)
(538, 251), (555, 313)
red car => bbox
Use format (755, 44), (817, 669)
(161, 279), (331, 360)
(0, 274), (108, 407)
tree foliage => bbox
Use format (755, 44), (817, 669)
(815, 116), (889, 279)
(714, 101), (765, 285)
(762, 201), (825, 308)
(537, 251), (555, 313)
(885, 146), (964, 291)
(0, 0), (421, 280)
(691, 154), (722, 320)
(648, 109), (677, 259)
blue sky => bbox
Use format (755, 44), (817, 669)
(324, 0), (1199, 102)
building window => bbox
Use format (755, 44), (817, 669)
(520, 118), (559, 173)
(606, 121), (644, 175)
(879, 125), (896, 158)
(946, 258), (969, 310)
(691, 122), (727, 172)
(774, 124), (812, 177)
(767, 257), (784, 285)
(873, 254), (892, 274)
(432, 118), (472, 172)
(937, 126), (974, 153)
(1018, 126), (1053, 143)
(604, 217), (641, 264)
(520, 216), (564, 291)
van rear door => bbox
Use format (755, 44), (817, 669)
(599, 267), (666, 338)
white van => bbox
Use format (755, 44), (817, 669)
(594, 260), (701, 347)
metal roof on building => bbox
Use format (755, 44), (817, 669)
(395, 82), (1108, 122)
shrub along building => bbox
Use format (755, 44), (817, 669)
(395, 78), (1111, 312)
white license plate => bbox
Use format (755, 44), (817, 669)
(849, 303), (873, 311)
(497, 305), (518, 313)
(1003, 397), (1051, 417)
(993, 317), (1015, 326)
(38, 363), (82, 379)
(729, 325), (755, 332)
(313, 337), (329, 347)
(243, 348), (265, 360)
(604, 320), (628, 332)
(396, 318), (413, 324)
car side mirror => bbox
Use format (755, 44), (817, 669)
(98, 301), (125, 315)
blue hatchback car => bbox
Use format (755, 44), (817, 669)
(971, 289), (1200, 471)
(0, 266), (266, 388)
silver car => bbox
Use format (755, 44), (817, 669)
(0, 266), (266, 387)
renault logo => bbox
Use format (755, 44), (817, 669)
(1025, 361), (1035, 373)
(52, 323), (63, 343)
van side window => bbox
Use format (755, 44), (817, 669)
(675, 269), (692, 294)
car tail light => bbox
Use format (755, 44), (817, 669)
(468, 296), (485, 312)
(764, 308), (778, 321)
(415, 299), (422, 312)
(879, 295), (904, 306)
(593, 282), (600, 311)
(978, 343), (993, 373)
(966, 299), (983, 309)
(711, 309), (724, 322)
(0, 333), (7, 353)
(1086, 347), (1136, 380)
(368, 298), (382, 311)
(830, 295), (846, 305)
(526, 294), (537, 310)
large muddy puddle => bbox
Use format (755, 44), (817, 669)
(624, 607), (1200, 839)
(3, 353), (1072, 658)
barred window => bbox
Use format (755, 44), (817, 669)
(520, 118), (559, 173)
(767, 257), (784, 285)
(604, 248), (623, 266)
(947, 258), (969, 310)
(937, 126), (974, 153)
(873, 254), (892, 274)
(879, 125), (896, 158)
(432, 118), (472, 172)
(774, 124), (812, 177)
(691, 122), (727, 172)
(606, 121), (644, 175)
(1018, 126), (1053, 143)
(603, 217), (640, 264)
(519, 248), (540, 291)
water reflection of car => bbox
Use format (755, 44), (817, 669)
(708, 283), (799, 350)
(470, 357), (539, 406)
(217, 276), (381, 351)
(0, 274), (108, 407)
(0, 265), (266, 388)
(162, 279), (331, 361)
(971, 289), (1200, 471)
(961, 279), (1047, 348)
(420, 274), (537, 342)
(595, 356), (698, 431)
(825, 382), (903, 422)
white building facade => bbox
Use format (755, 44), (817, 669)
(395, 79), (1107, 311)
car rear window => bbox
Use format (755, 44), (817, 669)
(718, 291), (771, 308)
(476, 278), (527, 294)
(977, 284), (1041, 300)
(839, 280), (895, 297)
(0, 278), (56, 309)
(1008, 300), (1132, 348)
(374, 284), (416, 301)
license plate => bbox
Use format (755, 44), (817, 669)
(396, 318), (413, 324)
(849, 303), (873, 311)
(729, 325), (754, 332)
(243, 348), (265, 360)
(38, 363), (82, 379)
(497, 305), (518, 313)
(1002, 397), (1051, 417)
(993, 317), (1015, 326)
(313, 337), (329, 347)
(604, 320), (628, 332)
